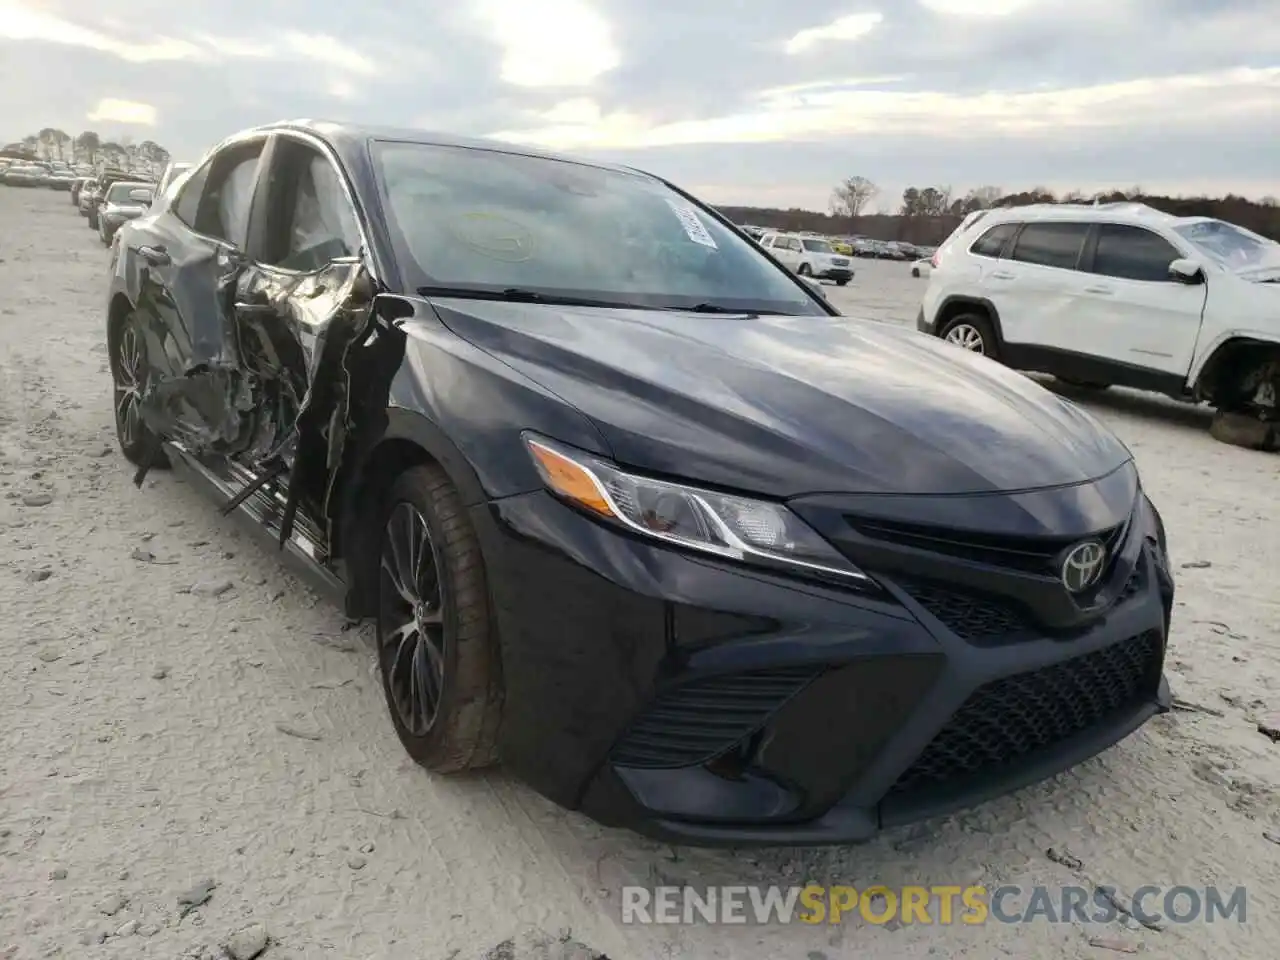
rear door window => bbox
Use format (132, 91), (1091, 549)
(1090, 224), (1182, 282)
(1009, 222), (1090, 270)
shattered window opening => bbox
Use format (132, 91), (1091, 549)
(267, 149), (361, 272)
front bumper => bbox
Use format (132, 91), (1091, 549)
(470, 479), (1174, 846)
(816, 265), (853, 281)
(916, 307), (936, 335)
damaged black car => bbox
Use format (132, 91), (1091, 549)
(106, 121), (1174, 845)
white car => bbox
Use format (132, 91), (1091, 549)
(758, 232), (854, 285)
(918, 202), (1280, 447)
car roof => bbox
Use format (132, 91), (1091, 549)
(978, 201), (1217, 231)
(233, 118), (647, 179)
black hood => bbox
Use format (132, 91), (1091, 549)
(428, 299), (1133, 497)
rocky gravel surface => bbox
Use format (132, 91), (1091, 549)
(3, 187), (1280, 959)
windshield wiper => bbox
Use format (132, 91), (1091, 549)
(416, 285), (647, 310)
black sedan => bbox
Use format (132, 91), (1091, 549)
(105, 120), (1173, 845)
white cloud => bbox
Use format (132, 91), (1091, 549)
(491, 67), (1280, 149)
(0, 1), (204, 61)
(86, 98), (157, 125)
(283, 32), (377, 76)
(785, 12), (884, 54)
(474, 0), (619, 87)
(919, 0), (1038, 15)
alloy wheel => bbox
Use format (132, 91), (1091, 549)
(944, 323), (986, 353)
(378, 502), (448, 736)
(113, 321), (144, 449)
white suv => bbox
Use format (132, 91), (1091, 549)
(759, 232), (854, 285)
(918, 203), (1280, 448)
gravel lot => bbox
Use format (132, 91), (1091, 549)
(3, 187), (1280, 960)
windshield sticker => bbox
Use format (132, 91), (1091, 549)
(665, 200), (718, 249)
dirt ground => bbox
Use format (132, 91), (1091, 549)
(2, 187), (1279, 960)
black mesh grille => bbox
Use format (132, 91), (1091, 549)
(899, 579), (1032, 644)
(847, 516), (1127, 576)
(887, 630), (1163, 797)
(610, 667), (821, 770)
(900, 562), (1147, 646)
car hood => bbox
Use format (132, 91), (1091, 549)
(428, 299), (1133, 497)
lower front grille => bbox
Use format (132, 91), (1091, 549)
(610, 667), (821, 770)
(886, 630), (1163, 797)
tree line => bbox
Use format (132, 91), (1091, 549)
(719, 177), (1280, 246)
(0, 128), (171, 171)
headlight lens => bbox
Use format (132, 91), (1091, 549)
(524, 433), (874, 588)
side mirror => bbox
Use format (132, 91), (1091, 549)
(1169, 258), (1205, 284)
(803, 277), (828, 300)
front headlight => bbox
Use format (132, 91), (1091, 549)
(524, 433), (874, 589)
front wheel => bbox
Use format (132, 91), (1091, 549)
(110, 312), (167, 466)
(376, 464), (503, 772)
(1210, 357), (1280, 451)
(939, 312), (1000, 360)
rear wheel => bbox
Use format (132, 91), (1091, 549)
(797, 263), (812, 277)
(939, 312), (1000, 360)
(376, 464), (503, 772)
(835, 278), (849, 287)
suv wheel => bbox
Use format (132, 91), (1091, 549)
(797, 263), (812, 277)
(939, 313), (999, 359)
(376, 464), (503, 772)
(1210, 356), (1280, 451)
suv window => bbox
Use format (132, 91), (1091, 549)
(1091, 224), (1182, 282)
(970, 223), (1017, 258)
(1009, 222), (1089, 270)
(260, 142), (361, 271)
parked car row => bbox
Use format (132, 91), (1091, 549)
(0, 157), (89, 189)
(919, 201), (1280, 449)
(98, 119), (1176, 847)
(77, 168), (158, 240)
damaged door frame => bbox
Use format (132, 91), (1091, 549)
(135, 127), (390, 606)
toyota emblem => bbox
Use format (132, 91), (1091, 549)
(1061, 540), (1107, 593)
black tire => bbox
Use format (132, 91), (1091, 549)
(109, 311), (168, 467)
(1210, 410), (1279, 451)
(835, 278), (849, 287)
(911, 267), (920, 278)
(376, 464), (503, 773)
(938, 312), (1000, 360)
(797, 263), (812, 277)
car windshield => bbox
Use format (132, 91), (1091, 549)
(1173, 220), (1280, 271)
(802, 239), (835, 253)
(371, 140), (825, 315)
(107, 183), (149, 203)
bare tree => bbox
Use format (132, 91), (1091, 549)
(829, 176), (879, 218)
(967, 185), (1003, 209)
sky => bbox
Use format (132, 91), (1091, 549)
(1, 0), (1277, 211)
